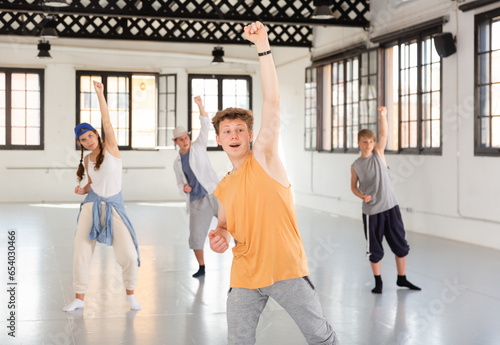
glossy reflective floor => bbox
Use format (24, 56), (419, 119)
(1, 202), (499, 345)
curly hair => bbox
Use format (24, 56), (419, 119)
(211, 107), (254, 135)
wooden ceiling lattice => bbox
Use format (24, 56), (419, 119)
(0, 0), (370, 47)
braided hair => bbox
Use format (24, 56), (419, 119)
(76, 129), (104, 182)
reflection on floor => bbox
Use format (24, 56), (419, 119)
(0, 202), (499, 345)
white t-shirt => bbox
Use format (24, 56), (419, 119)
(87, 148), (122, 198)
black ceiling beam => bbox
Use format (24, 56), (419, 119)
(0, 11), (314, 47)
(0, 0), (369, 27)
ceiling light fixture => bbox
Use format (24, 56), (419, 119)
(37, 40), (52, 59)
(42, 0), (69, 7)
(40, 16), (58, 39)
(311, 0), (335, 20)
(211, 46), (224, 64)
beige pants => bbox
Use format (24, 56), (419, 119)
(73, 203), (138, 293)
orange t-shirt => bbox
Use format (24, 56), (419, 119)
(213, 152), (309, 289)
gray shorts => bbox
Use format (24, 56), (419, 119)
(189, 194), (218, 250)
(227, 277), (338, 345)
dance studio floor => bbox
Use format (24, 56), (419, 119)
(0, 201), (499, 345)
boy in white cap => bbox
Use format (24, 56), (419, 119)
(173, 96), (219, 277)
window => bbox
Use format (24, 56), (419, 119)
(475, 8), (500, 155)
(157, 74), (177, 148)
(311, 47), (379, 153)
(331, 60), (346, 151)
(76, 72), (158, 149)
(304, 67), (317, 150)
(188, 74), (252, 149)
(331, 57), (361, 151)
(0, 69), (44, 149)
(359, 49), (379, 135)
(384, 30), (442, 154)
(321, 64), (332, 151)
(344, 57), (360, 150)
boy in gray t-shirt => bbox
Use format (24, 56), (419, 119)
(351, 106), (421, 294)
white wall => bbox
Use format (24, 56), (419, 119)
(0, 38), (269, 203)
(0, 35), (309, 204)
(2, 4), (500, 251)
(277, 1), (500, 250)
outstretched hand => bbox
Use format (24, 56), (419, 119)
(208, 230), (229, 253)
(93, 80), (104, 96)
(244, 21), (268, 45)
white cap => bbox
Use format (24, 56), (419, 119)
(173, 126), (190, 140)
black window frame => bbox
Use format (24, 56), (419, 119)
(157, 73), (177, 149)
(304, 67), (318, 151)
(359, 48), (381, 138)
(0, 68), (44, 150)
(382, 27), (443, 155)
(188, 74), (252, 151)
(474, 7), (500, 156)
(76, 71), (159, 151)
(310, 45), (380, 154)
(323, 53), (362, 153)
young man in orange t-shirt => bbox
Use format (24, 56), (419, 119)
(208, 21), (338, 345)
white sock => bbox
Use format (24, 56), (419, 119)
(62, 298), (84, 312)
(126, 294), (142, 310)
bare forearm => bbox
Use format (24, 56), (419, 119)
(83, 183), (91, 194)
(97, 94), (111, 125)
(256, 41), (279, 106)
(351, 185), (364, 199)
(215, 226), (231, 243)
(197, 103), (208, 118)
(379, 113), (388, 139)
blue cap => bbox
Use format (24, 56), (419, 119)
(74, 123), (96, 139)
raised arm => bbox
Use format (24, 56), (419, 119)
(245, 22), (289, 186)
(374, 106), (388, 157)
(193, 96), (210, 147)
(194, 96), (208, 118)
(93, 80), (120, 158)
(246, 21), (280, 156)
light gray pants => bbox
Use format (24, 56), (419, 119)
(189, 194), (218, 250)
(227, 277), (338, 345)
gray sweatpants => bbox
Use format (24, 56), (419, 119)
(189, 194), (218, 249)
(227, 276), (338, 345)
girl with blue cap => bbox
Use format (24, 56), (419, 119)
(63, 80), (141, 312)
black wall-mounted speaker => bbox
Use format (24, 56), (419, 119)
(434, 32), (456, 58)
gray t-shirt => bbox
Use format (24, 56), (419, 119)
(352, 151), (398, 215)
